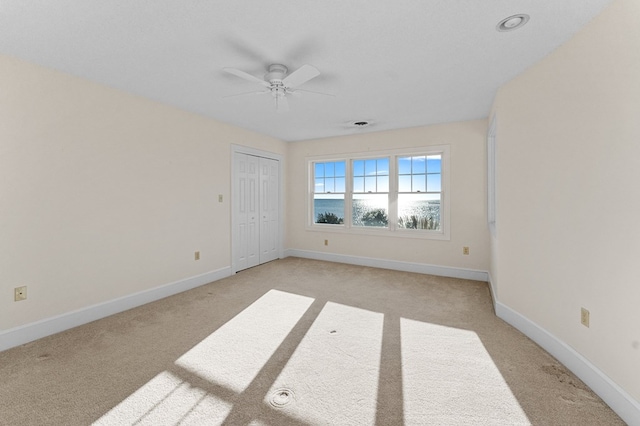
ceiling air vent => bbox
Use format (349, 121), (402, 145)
(351, 121), (370, 127)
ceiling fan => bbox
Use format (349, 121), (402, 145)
(223, 64), (329, 112)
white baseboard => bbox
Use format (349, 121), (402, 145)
(4, 256), (636, 425)
(0, 267), (231, 353)
(496, 301), (640, 426)
(487, 272), (498, 313)
(283, 249), (489, 282)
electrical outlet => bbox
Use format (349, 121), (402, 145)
(14, 286), (27, 302)
(194, 251), (200, 261)
(324, 239), (328, 246)
(463, 246), (470, 255)
(581, 307), (590, 328)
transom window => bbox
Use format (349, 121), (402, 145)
(308, 146), (449, 240)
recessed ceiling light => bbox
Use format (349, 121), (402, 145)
(496, 14), (530, 32)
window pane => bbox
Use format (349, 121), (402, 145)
(335, 177), (345, 192)
(412, 175), (426, 192)
(325, 162), (335, 177)
(399, 175), (412, 192)
(352, 194), (388, 228)
(412, 156), (426, 174)
(398, 157), (411, 174)
(335, 161), (346, 177)
(365, 159), (377, 176)
(377, 176), (389, 192)
(377, 158), (389, 175)
(427, 156), (441, 173)
(314, 194), (345, 225)
(353, 176), (365, 193)
(315, 178), (325, 192)
(353, 160), (365, 176)
(315, 163), (324, 178)
(365, 176), (377, 192)
(427, 174), (441, 192)
(397, 193), (440, 231)
(325, 178), (335, 193)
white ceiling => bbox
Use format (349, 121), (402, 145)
(0, 1), (613, 142)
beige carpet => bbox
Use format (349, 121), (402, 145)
(0, 257), (624, 425)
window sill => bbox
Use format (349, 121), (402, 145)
(306, 224), (450, 241)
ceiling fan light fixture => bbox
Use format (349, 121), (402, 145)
(265, 64), (288, 82)
(496, 14), (529, 32)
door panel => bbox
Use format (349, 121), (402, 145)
(259, 157), (279, 264)
(246, 155), (259, 268)
(233, 152), (248, 271)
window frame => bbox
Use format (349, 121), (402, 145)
(307, 145), (450, 240)
(311, 160), (347, 227)
(351, 156), (391, 229)
(396, 154), (443, 233)
(487, 116), (497, 237)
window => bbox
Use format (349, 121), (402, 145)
(308, 146), (449, 240)
(352, 158), (389, 227)
(313, 161), (346, 225)
(397, 155), (441, 231)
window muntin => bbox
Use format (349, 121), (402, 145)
(313, 161), (346, 225)
(352, 158), (389, 228)
(397, 155), (442, 231)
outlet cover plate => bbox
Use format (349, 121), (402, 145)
(581, 307), (590, 327)
(14, 286), (27, 301)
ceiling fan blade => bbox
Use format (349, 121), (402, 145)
(289, 88), (335, 97)
(223, 90), (269, 99)
(282, 64), (320, 88)
(275, 95), (289, 113)
(223, 68), (270, 87)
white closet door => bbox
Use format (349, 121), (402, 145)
(233, 152), (260, 271)
(233, 152), (279, 272)
(246, 155), (260, 268)
(259, 157), (279, 264)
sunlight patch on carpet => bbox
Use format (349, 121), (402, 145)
(400, 319), (531, 425)
(176, 289), (315, 393)
(92, 371), (232, 425)
(264, 302), (384, 425)
(93, 291), (534, 425)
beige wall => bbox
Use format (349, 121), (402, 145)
(286, 121), (490, 272)
(0, 55), (286, 330)
(490, 0), (640, 401)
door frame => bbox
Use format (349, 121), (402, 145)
(231, 144), (284, 274)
